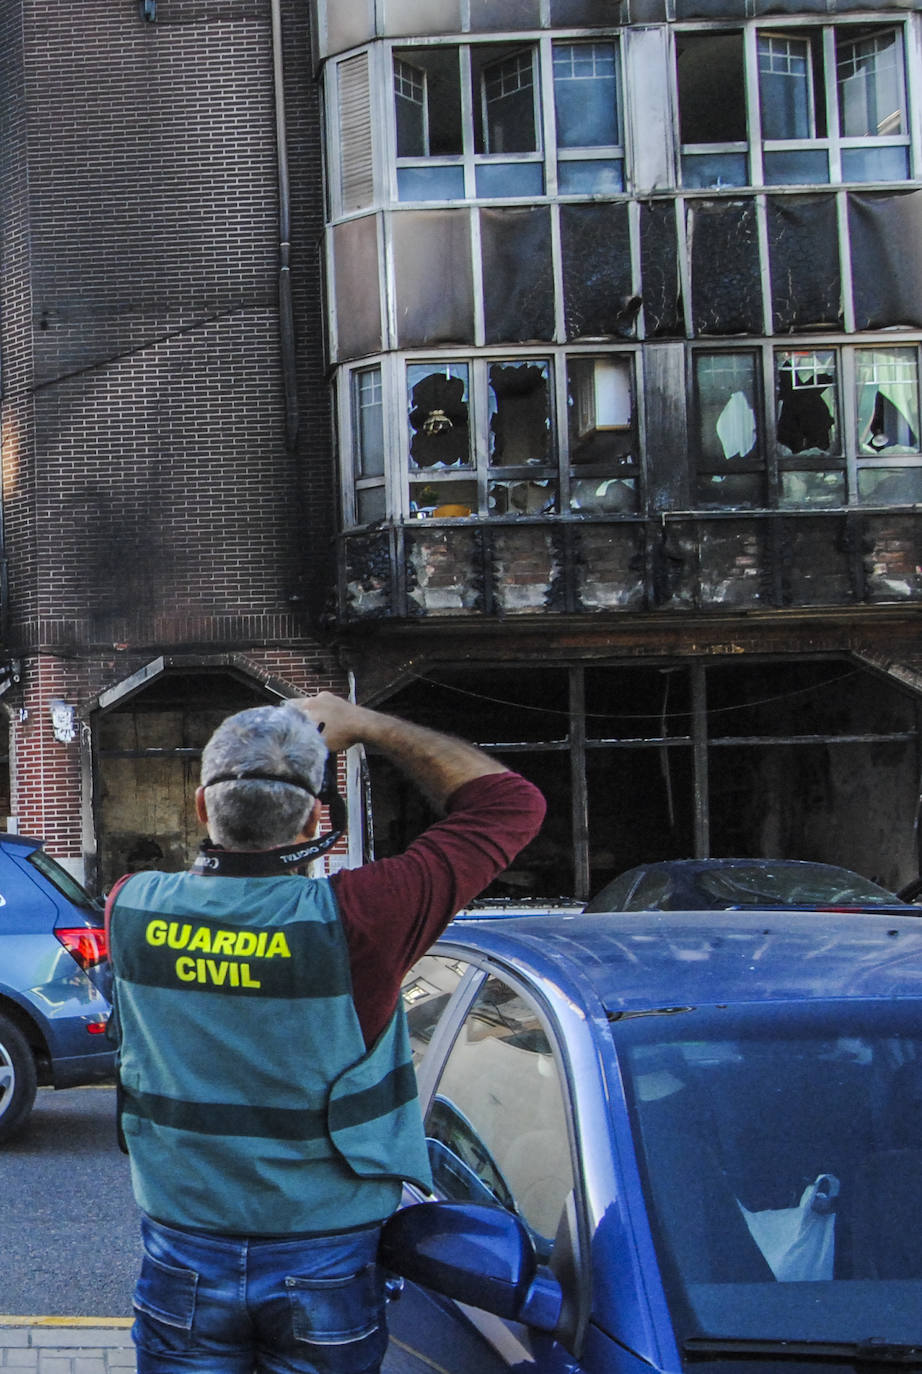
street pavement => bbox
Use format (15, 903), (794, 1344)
(0, 1319), (135, 1372)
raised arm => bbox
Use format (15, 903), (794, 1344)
(291, 691), (507, 811)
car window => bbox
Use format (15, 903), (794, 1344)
(402, 954), (472, 1064)
(626, 869), (673, 910)
(617, 1003), (922, 1347)
(423, 974), (574, 1255)
(26, 849), (97, 911)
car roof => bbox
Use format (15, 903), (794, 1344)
(443, 909), (922, 1014)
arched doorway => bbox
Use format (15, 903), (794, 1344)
(91, 662), (284, 892)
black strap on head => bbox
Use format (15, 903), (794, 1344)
(195, 752), (347, 875)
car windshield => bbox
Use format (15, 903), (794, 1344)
(695, 864), (899, 908)
(616, 1001), (922, 1348)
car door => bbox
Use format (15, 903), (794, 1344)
(384, 954), (582, 1374)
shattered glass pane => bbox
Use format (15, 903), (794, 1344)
(407, 363), (472, 470)
(567, 355), (634, 465)
(857, 466), (922, 504)
(488, 479), (557, 516)
(779, 471), (846, 506)
(677, 32), (746, 143)
(775, 351), (838, 455)
(353, 367), (385, 478)
(689, 200), (762, 336)
(767, 194), (841, 332)
(480, 207), (555, 342)
(695, 352), (759, 465)
(697, 472), (764, 508)
(570, 476), (636, 514)
(553, 42), (620, 148)
(836, 28), (904, 138)
(409, 478), (478, 517)
(488, 361), (552, 465)
(857, 348), (920, 455)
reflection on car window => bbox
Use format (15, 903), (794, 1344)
(424, 975), (574, 1253)
(402, 954), (471, 1065)
(618, 1004), (922, 1347)
(696, 862), (897, 907)
(27, 849), (97, 910)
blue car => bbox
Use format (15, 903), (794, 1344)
(381, 909), (922, 1373)
(0, 834), (113, 1141)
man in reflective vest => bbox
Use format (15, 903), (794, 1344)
(107, 691), (546, 1374)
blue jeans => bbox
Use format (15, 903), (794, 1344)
(133, 1214), (387, 1374)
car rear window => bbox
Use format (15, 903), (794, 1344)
(27, 849), (98, 911)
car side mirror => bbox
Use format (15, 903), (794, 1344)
(378, 1200), (563, 1332)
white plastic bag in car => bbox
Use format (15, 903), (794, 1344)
(738, 1173), (840, 1281)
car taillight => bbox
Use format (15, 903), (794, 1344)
(56, 926), (109, 970)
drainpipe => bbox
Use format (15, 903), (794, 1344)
(270, 0), (299, 451)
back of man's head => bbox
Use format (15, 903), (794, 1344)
(200, 704), (328, 851)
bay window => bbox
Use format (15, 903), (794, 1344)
(345, 352), (638, 526)
(677, 20), (911, 189)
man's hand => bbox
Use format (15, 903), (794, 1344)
(289, 692), (507, 811)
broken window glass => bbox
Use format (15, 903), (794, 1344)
(857, 467), (922, 505)
(567, 355), (637, 514)
(694, 353), (763, 507)
(489, 361), (552, 466)
(677, 32), (748, 189)
(409, 478), (478, 518)
(696, 353), (760, 464)
(488, 479), (558, 516)
(407, 363), (472, 471)
(857, 348), (920, 456)
(775, 351), (838, 455)
(779, 471), (846, 506)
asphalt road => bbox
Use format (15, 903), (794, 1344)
(0, 1085), (140, 1319)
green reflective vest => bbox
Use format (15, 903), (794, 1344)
(109, 869), (433, 1235)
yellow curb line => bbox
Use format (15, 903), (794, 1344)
(0, 1317), (133, 1328)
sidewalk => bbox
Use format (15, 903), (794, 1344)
(0, 1321), (135, 1373)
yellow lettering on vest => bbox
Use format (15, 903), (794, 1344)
(187, 926), (212, 953)
(205, 960), (229, 985)
(255, 931), (268, 957)
(235, 932), (258, 957)
(211, 931), (235, 956)
(176, 956), (196, 981)
(241, 965), (262, 988)
(229, 963), (240, 987)
(265, 932), (291, 959)
(147, 919), (168, 946)
(167, 923), (192, 950)
(196, 958), (206, 982)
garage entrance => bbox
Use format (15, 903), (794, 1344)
(365, 656), (922, 903)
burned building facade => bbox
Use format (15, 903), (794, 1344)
(0, 0), (345, 890)
(314, 0), (922, 899)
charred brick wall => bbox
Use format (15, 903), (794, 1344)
(0, 1), (342, 863)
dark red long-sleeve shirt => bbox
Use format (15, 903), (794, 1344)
(331, 770), (546, 1044)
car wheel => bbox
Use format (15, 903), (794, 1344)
(0, 1013), (38, 1142)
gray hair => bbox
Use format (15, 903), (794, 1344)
(200, 704), (328, 851)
